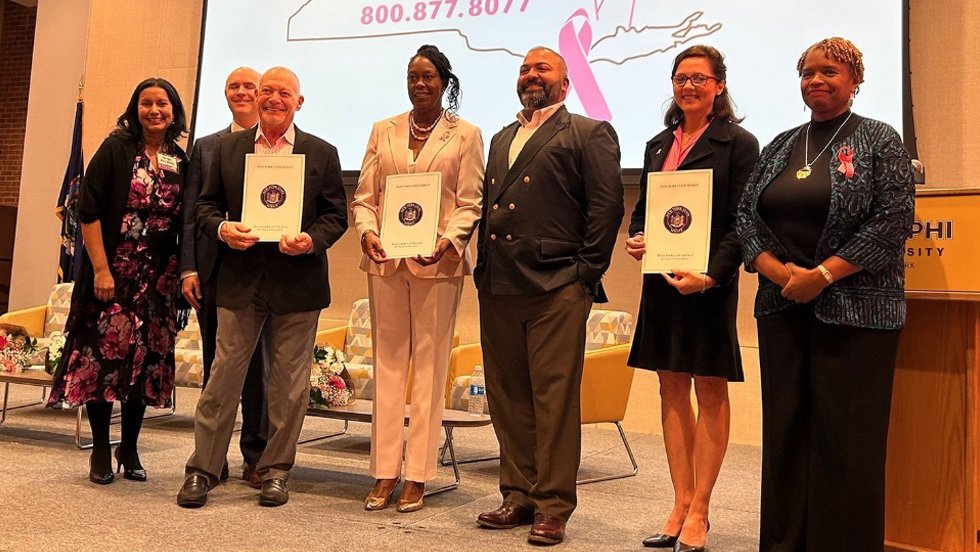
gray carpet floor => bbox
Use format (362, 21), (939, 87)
(0, 384), (761, 551)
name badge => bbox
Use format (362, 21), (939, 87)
(157, 153), (179, 173)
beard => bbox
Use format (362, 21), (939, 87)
(518, 79), (557, 110)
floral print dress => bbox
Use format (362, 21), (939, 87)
(48, 152), (182, 408)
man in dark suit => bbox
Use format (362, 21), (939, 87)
(180, 66), (268, 486)
(177, 67), (348, 508)
(473, 47), (624, 545)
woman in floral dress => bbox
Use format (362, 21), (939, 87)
(48, 78), (188, 485)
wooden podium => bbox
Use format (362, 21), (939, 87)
(885, 188), (980, 552)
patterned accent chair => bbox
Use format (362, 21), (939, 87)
(173, 310), (204, 388)
(444, 309), (638, 484)
(0, 282), (74, 338)
(0, 282), (205, 448)
(0, 283), (205, 388)
(314, 298), (460, 402)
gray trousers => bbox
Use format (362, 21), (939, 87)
(185, 294), (318, 486)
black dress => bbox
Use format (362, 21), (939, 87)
(626, 119), (760, 381)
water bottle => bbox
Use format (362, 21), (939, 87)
(468, 365), (486, 416)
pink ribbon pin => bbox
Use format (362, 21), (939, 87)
(558, 9), (612, 121)
(837, 146), (854, 178)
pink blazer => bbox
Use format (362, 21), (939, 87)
(352, 111), (485, 278)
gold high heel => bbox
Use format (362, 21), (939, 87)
(396, 480), (425, 513)
(364, 477), (400, 511)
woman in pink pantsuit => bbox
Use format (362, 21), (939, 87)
(352, 44), (484, 512)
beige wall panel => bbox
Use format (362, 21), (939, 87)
(909, 0), (980, 188)
(8, 0), (90, 310)
(81, 0), (202, 161)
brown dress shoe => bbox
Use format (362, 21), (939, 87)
(242, 463), (262, 489)
(528, 513), (566, 545)
(477, 501), (535, 529)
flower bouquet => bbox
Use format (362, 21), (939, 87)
(45, 331), (67, 375)
(309, 344), (355, 409)
(0, 324), (39, 374)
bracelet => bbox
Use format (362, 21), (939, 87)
(360, 230), (376, 243)
(817, 264), (835, 285)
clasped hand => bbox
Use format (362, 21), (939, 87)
(219, 222), (260, 250)
(663, 270), (716, 295)
(780, 262), (829, 302)
(219, 222), (311, 255)
(626, 233), (715, 295)
(412, 238), (452, 267)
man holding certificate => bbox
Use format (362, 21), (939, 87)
(473, 47), (623, 545)
(352, 45), (483, 512)
(178, 67), (348, 509)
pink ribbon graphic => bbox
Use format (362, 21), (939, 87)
(559, 9), (612, 121)
(837, 146), (855, 178)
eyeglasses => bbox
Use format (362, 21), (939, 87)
(671, 73), (719, 87)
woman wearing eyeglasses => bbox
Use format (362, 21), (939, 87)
(736, 38), (914, 552)
(625, 45), (759, 552)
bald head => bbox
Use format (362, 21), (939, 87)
(225, 66), (261, 127)
(261, 67), (301, 95)
(526, 47), (568, 80)
(257, 66), (304, 134)
(518, 47), (569, 111)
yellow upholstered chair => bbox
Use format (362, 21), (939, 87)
(0, 282), (74, 338)
(442, 310), (638, 484)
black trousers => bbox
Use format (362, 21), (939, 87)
(200, 277), (269, 466)
(479, 282), (593, 521)
(757, 304), (901, 552)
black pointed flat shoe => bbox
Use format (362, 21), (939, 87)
(642, 533), (679, 548)
(672, 520), (710, 552)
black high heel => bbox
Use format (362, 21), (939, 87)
(89, 454), (114, 485)
(114, 448), (147, 482)
(672, 520), (710, 552)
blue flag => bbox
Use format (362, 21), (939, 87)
(56, 100), (84, 283)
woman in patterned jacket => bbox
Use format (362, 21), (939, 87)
(736, 38), (914, 552)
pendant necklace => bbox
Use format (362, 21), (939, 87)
(797, 112), (853, 180)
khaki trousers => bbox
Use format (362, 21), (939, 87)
(367, 263), (463, 482)
(185, 292), (318, 485)
(479, 282), (593, 521)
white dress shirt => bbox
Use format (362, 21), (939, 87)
(508, 101), (564, 168)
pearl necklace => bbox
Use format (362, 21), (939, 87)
(409, 109), (443, 141)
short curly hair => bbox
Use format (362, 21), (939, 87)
(797, 37), (865, 86)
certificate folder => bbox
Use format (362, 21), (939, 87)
(242, 154), (305, 241)
(380, 171), (441, 259)
(642, 169), (713, 274)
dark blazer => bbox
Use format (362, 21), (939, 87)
(474, 106), (624, 299)
(736, 117), (915, 330)
(75, 135), (187, 302)
(180, 127), (230, 282)
(196, 125), (348, 313)
(629, 118), (760, 285)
